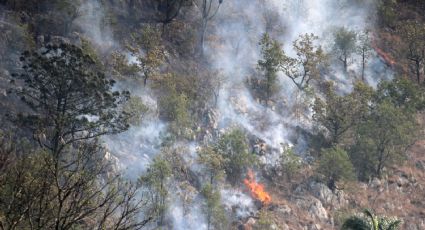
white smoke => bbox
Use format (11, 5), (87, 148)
(74, 0), (115, 50)
(74, 0), (393, 228)
(206, 0), (390, 157)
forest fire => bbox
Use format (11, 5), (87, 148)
(372, 42), (396, 67)
(243, 169), (271, 205)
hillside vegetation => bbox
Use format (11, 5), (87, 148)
(0, 0), (425, 229)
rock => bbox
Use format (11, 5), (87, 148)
(309, 181), (348, 209)
(270, 223), (278, 230)
(370, 177), (382, 188)
(275, 204), (292, 216)
(280, 223), (290, 230)
(396, 176), (409, 187)
(295, 196), (328, 221)
(308, 223), (322, 230)
(246, 217), (256, 226)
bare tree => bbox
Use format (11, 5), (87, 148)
(193, 0), (224, 53)
(0, 139), (152, 230)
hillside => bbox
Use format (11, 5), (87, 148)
(0, 0), (425, 229)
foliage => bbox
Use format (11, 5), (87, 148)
(127, 25), (166, 86)
(216, 129), (256, 185)
(377, 0), (398, 28)
(0, 139), (150, 230)
(139, 156), (172, 226)
(342, 209), (402, 230)
(376, 77), (425, 112)
(398, 20), (425, 83)
(157, 74), (192, 137)
(257, 33), (285, 102)
(123, 96), (149, 126)
(350, 99), (417, 179)
(333, 27), (357, 72)
(317, 147), (355, 190)
(11, 43), (130, 157)
(254, 210), (274, 230)
(313, 81), (373, 146)
(198, 145), (226, 184)
(201, 184), (228, 230)
(281, 33), (328, 90)
(278, 146), (302, 182)
(356, 30), (372, 80)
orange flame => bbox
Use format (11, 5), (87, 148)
(371, 41), (396, 67)
(243, 169), (271, 205)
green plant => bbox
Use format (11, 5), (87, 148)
(342, 209), (402, 230)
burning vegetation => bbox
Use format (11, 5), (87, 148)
(243, 169), (271, 205)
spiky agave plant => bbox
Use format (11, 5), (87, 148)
(341, 209), (402, 230)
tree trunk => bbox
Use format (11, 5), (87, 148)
(362, 52), (366, 81)
(416, 59), (421, 84)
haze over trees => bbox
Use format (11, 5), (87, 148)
(1, 0), (425, 229)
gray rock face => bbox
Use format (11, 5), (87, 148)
(309, 181), (348, 209)
(294, 196), (328, 221)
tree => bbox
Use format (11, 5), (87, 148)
(200, 184), (227, 230)
(128, 25), (166, 86)
(0, 139), (151, 230)
(316, 147), (355, 191)
(399, 20), (425, 84)
(198, 145), (226, 184)
(195, 0), (224, 52)
(377, 0), (397, 28)
(333, 27), (357, 72)
(281, 33), (327, 90)
(257, 33), (285, 102)
(139, 156), (172, 226)
(313, 81), (373, 146)
(216, 129), (256, 185)
(157, 74), (192, 137)
(350, 100), (417, 179)
(157, 0), (187, 25)
(342, 209), (402, 230)
(123, 96), (149, 126)
(11, 43), (130, 158)
(277, 145), (301, 182)
(376, 78), (425, 113)
(356, 30), (372, 81)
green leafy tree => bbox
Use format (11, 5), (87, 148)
(278, 146), (301, 182)
(11, 43), (130, 158)
(198, 145), (226, 184)
(333, 27), (357, 72)
(350, 100), (417, 179)
(139, 156), (172, 226)
(257, 33), (285, 102)
(399, 20), (425, 84)
(281, 33), (328, 90)
(356, 30), (372, 81)
(376, 78), (425, 113)
(128, 25), (166, 86)
(377, 0), (397, 28)
(200, 184), (227, 230)
(342, 209), (402, 230)
(317, 147), (355, 191)
(254, 210), (274, 230)
(123, 96), (149, 126)
(313, 81), (373, 146)
(217, 129), (256, 185)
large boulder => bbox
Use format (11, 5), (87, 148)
(294, 196), (328, 221)
(309, 181), (348, 209)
